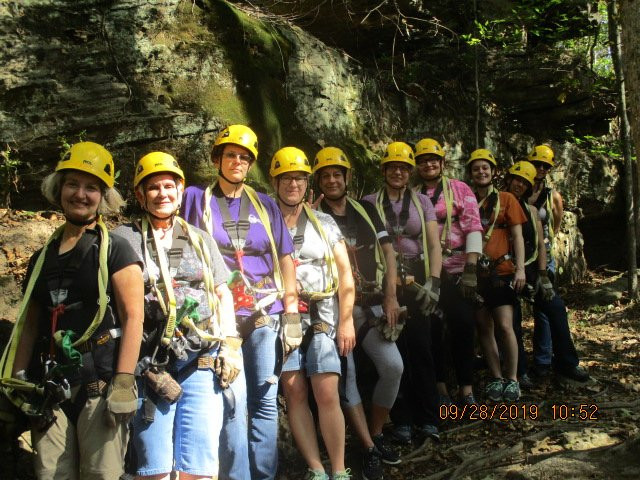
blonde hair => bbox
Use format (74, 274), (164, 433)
(41, 171), (126, 216)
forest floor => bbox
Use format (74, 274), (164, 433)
(1, 209), (639, 480)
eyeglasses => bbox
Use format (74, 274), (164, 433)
(531, 161), (551, 171)
(223, 151), (253, 164)
(280, 175), (308, 185)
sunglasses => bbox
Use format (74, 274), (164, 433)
(531, 161), (551, 171)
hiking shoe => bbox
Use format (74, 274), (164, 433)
(390, 424), (412, 445)
(556, 365), (590, 382)
(438, 393), (453, 407)
(362, 448), (383, 480)
(332, 469), (352, 480)
(304, 469), (330, 480)
(460, 393), (477, 405)
(502, 379), (521, 402)
(519, 373), (534, 390)
(484, 378), (504, 402)
(372, 434), (401, 465)
(531, 363), (552, 378)
(419, 424), (440, 442)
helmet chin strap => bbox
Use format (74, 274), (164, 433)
(67, 216), (97, 227)
(324, 190), (347, 201)
(277, 194), (302, 208)
(218, 169), (244, 185)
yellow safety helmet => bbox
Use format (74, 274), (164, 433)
(214, 124), (259, 161)
(467, 148), (497, 168)
(134, 151), (185, 188)
(381, 141), (415, 168)
(415, 138), (445, 159)
(312, 147), (352, 174)
(55, 141), (115, 188)
(527, 144), (555, 167)
(508, 161), (537, 187)
(270, 147), (312, 177)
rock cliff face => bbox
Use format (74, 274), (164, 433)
(0, 0), (621, 281)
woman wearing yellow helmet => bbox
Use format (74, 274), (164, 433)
(181, 125), (298, 480)
(271, 146), (355, 480)
(4, 142), (143, 479)
(414, 137), (483, 406)
(362, 141), (443, 443)
(506, 161), (589, 384)
(526, 144), (565, 377)
(114, 151), (238, 479)
(467, 149), (525, 403)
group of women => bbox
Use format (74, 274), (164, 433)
(0, 126), (589, 480)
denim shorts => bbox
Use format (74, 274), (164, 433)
(133, 351), (223, 476)
(283, 330), (341, 376)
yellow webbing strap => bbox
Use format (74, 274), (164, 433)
(345, 197), (386, 287)
(142, 215), (224, 342)
(477, 185), (501, 246)
(1, 218), (110, 393)
(203, 182), (284, 297)
(545, 188), (555, 244)
(374, 188), (430, 279)
(142, 216), (177, 340)
(175, 216), (222, 340)
(299, 203), (339, 301)
(522, 203), (539, 266)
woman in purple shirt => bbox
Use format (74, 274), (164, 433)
(181, 125), (298, 480)
(362, 141), (443, 444)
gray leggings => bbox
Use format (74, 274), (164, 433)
(342, 305), (404, 409)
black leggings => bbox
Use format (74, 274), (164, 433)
(390, 271), (439, 426)
(432, 273), (476, 386)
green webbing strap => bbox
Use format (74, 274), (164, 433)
(1, 218), (109, 393)
(345, 197), (386, 287)
(298, 203), (339, 300)
(374, 188), (430, 279)
(203, 182), (284, 297)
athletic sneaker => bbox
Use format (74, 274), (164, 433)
(502, 379), (521, 402)
(372, 434), (401, 464)
(362, 448), (383, 480)
(304, 469), (330, 480)
(485, 378), (504, 402)
(333, 469), (352, 480)
(390, 424), (412, 444)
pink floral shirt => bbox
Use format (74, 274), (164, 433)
(418, 178), (483, 274)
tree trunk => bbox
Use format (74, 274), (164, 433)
(609, 0), (638, 298)
(620, 0), (640, 243)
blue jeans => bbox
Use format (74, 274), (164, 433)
(133, 352), (224, 476)
(219, 316), (280, 480)
(534, 293), (579, 370)
(533, 261), (555, 366)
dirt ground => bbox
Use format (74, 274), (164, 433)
(1, 209), (639, 480)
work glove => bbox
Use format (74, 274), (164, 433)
(536, 270), (555, 302)
(460, 263), (478, 300)
(282, 312), (303, 355)
(215, 336), (244, 389)
(376, 306), (408, 342)
(105, 373), (137, 427)
(414, 276), (440, 316)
